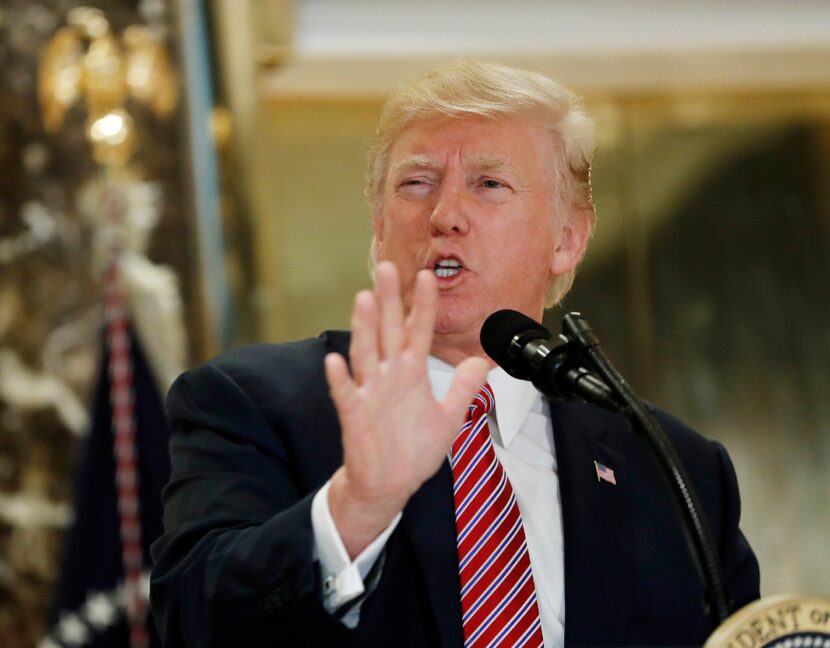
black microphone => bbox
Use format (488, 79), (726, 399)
(480, 309), (620, 410)
(483, 310), (730, 623)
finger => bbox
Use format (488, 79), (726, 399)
(349, 290), (379, 384)
(442, 357), (490, 426)
(404, 270), (437, 358)
(325, 352), (358, 414)
(375, 261), (405, 358)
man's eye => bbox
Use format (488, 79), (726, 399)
(481, 179), (506, 189)
(397, 178), (433, 197)
(399, 176), (434, 188)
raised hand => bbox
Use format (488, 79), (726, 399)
(325, 261), (489, 558)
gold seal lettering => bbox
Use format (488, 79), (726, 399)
(810, 607), (830, 626)
(705, 595), (830, 648)
(784, 604), (801, 631)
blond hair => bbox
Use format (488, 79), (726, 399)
(366, 59), (596, 307)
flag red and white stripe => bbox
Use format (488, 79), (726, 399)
(103, 184), (148, 648)
(594, 461), (617, 486)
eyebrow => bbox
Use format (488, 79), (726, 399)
(468, 154), (516, 174)
(390, 154), (517, 176)
(389, 155), (441, 176)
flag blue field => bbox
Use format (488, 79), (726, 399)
(43, 330), (171, 648)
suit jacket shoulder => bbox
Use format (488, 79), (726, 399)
(164, 331), (350, 488)
(152, 332), (357, 647)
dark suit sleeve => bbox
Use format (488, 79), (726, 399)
(149, 361), (352, 647)
(651, 409), (761, 617)
(712, 440), (761, 612)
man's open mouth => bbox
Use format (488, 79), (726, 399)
(434, 258), (462, 278)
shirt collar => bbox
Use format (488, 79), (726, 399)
(427, 356), (539, 448)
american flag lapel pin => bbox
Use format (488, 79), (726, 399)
(594, 460), (617, 485)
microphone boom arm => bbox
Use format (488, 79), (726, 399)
(560, 312), (731, 625)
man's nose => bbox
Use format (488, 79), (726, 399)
(429, 179), (471, 236)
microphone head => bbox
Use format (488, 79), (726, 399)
(480, 309), (552, 378)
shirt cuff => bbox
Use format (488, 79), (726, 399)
(311, 479), (402, 609)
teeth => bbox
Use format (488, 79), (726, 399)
(433, 258), (462, 278)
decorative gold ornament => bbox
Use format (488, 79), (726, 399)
(86, 108), (136, 168)
(123, 25), (177, 118)
(38, 27), (84, 134)
(38, 6), (177, 166)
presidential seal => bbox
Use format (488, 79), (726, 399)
(705, 595), (830, 648)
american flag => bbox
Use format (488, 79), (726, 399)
(42, 327), (170, 648)
(594, 461), (617, 485)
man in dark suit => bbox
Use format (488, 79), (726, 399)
(150, 60), (760, 647)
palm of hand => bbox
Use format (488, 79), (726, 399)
(324, 262), (488, 557)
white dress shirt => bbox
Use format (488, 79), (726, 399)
(311, 358), (566, 646)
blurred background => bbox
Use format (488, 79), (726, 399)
(1, 0), (828, 645)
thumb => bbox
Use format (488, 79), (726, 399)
(442, 357), (490, 427)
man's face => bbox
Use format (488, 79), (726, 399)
(375, 114), (583, 362)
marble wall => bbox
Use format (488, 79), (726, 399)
(0, 1), (192, 645)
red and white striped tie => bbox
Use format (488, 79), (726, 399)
(452, 384), (544, 647)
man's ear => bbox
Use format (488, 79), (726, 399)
(373, 208), (384, 246)
(550, 207), (593, 275)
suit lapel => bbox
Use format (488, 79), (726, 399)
(401, 461), (464, 648)
(550, 401), (634, 646)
